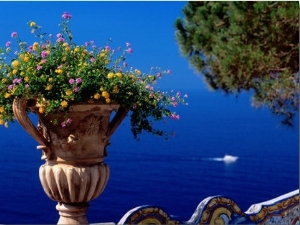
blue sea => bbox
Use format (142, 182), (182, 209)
(0, 88), (298, 224)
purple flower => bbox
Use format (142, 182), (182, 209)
(8, 85), (13, 90)
(11, 32), (17, 38)
(69, 78), (75, 84)
(56, 37), (64, 43)
(37, 65), (42, 70)
(66, 118), (72, 124)
(61, 122), (66, 127)
(41, 50), (48, 58)
(75, 78), (82, 84)
(156, 73), (162, 78)
(56, 33), (62, 38)
(123, 62), (128, 67)
(74, 87), (80, 92)
(105, 45), (110, 51)
(62, 12), (72, 19)
(13, 78), (22, 84)
(5, 41), (11, 47)
(167, 70), (171, 74)
(126, 42), (131, 47)
(27, 46), (33, 53)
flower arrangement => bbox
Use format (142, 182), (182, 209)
(0, 12), (187, 139)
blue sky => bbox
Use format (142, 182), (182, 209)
(0, 1), (206, 91)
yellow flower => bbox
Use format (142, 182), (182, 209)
(4, 93), (11, 98)
(39, 106), (45, 114)
(135, 69), (141, 75)
(20, 71), (25, 76)
(0, 106), (4, 113)
(61, 100), (68, 108)
(12, 69), (18, 75)
(94, 93), (101, 100)
(48, 78), (53, 82)
(116, 72), (122, 78)
(32, 42), (39, 51)
(55, 69), (63, 74)
(65, 90), (73, 96)
(107, 72), (114, 79)
(24, 76), (29, 82)
(45, 85), (53, 91)
(101, 91), (110, 99)
(29, 21), (36, 27)
(11, 60), (20, 68)
(2, 78), (7, 83)
(23, 56), (30, 62)
(74, 47), (80, 52)
(105, 98), (111, 103)
(0, 119), (4, 125)
(62, 43), (69, 47)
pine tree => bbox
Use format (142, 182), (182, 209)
(175, 1), (299, 125)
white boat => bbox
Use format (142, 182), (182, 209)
(223, 154), (238, 163)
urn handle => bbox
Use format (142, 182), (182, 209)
(107, 106), (129, 137)
(12, 97), (50, 150)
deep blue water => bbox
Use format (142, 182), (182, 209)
(0, 88), (298, 224)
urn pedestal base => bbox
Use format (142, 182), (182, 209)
(56, 202), (89, 225)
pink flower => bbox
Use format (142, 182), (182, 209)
(74, 87), (80, 92)
(61, 122), (66, 127)
(62, 12), (72, 19)
(5, 41), (11, 47)
(37, 65), (42, 70)
(76, 78), (82, 84)
(56, 33), (62, 38)
(25, 84), (29, 88)
(69, 78), (75, 84)
(90, 57), (95, 62)
(170, 113), (180, 120)
(126, 42), (131, 47)
(167, 69), (171, 74)
(8, 85), (13, 90)
(41, 50), (48, 58)
(13, 78), (22, 84)
(66, 118), (72, 124)
(11, 32), (17, 38)
(105, 46), (110, 51)
(56, 37), (64, 43)
(156, 73), (162, 78)
(127, 48), (133, 54)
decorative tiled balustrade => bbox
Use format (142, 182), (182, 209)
(112, 189), (299, 225)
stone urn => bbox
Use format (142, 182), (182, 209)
(12, 97), (128, 224)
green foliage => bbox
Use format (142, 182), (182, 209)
(175, 1), (299, 125)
